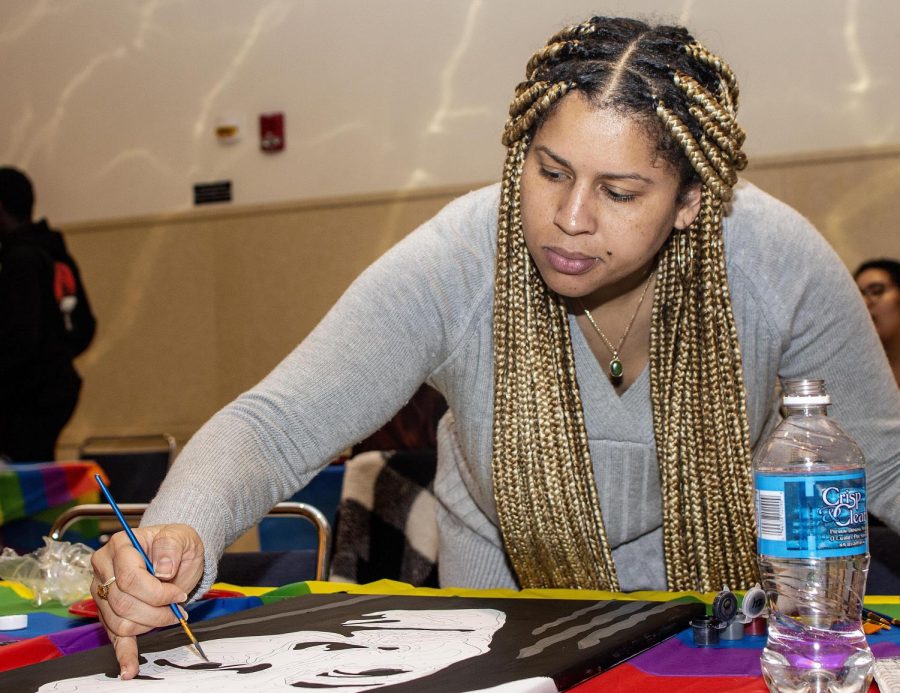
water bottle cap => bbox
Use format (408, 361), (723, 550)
(782, 394), (831, 406)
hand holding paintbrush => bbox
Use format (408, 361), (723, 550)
(89, 476), (207, 679)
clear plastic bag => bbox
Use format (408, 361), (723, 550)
(0, 537), (94, 605)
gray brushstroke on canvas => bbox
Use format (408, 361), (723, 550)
(518, 601), (678, 658)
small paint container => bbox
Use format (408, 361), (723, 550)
(744, 615), (767, 636)
(721, 618), (745, 640)
(691, 616), (721, 647)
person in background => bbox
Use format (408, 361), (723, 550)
(89, 16), (900, 678)
(855, 258), (900, 386)
(0, 167), (96, 461)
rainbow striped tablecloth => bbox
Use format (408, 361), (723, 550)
(568, 593), (900, 693)
(1, 578), (897, 690)
(0, 460), (107, 553)
(0, 579), (295, 672)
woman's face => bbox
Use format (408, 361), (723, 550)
(856, 267), (900, 343)
(520, 92), (700, 305)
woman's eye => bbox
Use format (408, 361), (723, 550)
(604, 187), (636, 203)
(539, 167), (566, 182)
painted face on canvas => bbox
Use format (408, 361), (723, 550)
(520, 92), (700, 303)
(37, 609), (506, 692)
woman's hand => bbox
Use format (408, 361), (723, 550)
(89, 523), (205, 680)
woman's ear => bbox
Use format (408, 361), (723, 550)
(674, 183), (702, 230)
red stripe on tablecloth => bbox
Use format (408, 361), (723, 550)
(567, 663), (770, 692)
(0, 636), (63, 672)
(59, 461), (107, 500)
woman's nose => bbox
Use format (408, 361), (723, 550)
(553, 185), (596, 235)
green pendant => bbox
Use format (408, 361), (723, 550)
(609, 358), (624, 379)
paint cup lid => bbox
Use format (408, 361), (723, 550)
(0, 614), (28, 630)
(741, 584), (767, 620)
(712, 587), (738, 626)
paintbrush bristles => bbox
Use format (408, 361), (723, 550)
(179, 619), (210, 662)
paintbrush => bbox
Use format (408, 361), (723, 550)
(864, 608), (900, 627)
(863, 614), (891, 630)
(94, 474), (209, 662)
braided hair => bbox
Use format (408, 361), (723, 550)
(491, 16), (755, 592)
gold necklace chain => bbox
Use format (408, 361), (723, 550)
(580, 272), (654, 380)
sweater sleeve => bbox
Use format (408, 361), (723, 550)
(142, 186), (498, 593)
(777, 240), (900, 530)
(730, 184), (900, 533)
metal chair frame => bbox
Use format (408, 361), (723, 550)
(49, 501), (331, 581)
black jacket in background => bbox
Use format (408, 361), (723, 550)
(7, 220), (96, 355)
(0, 220), (91, 460)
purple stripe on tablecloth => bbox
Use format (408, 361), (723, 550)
(630, 631), (900, 678)
(40, 466), (70, 507)
(49, 622), (110, 656)
(629, 636), (765, 677)
(872, 642), (900, 657)
(0, 633), (28, 643)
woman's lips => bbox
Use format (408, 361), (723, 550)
(544, 247), (599, 275)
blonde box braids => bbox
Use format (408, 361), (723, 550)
(491, 17), (757, 592)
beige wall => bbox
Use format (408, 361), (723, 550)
(742, 147), (900, 272)
(56, 146), (900, 458)
(58, 188), (460, 456)
(3, 1), (899, 225)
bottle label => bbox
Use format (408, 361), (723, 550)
(755, 470), (867, 558)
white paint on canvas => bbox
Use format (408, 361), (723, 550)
(38, 608), (505, 691)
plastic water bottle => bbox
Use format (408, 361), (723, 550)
(754, 378), (873, 693)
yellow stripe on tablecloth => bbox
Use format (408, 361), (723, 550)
(2, 577), (896, 615)
(209, 582), (276, 597)
(301, 579), (710, 603)
(300, 580), (900, 606)
(0, 580), (34, 600)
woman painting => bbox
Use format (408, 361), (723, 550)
(89, 16), (900, 679)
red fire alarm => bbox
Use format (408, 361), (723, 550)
(260, 112), (285, 152)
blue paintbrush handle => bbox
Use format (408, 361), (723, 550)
(94, 474), (183, 621)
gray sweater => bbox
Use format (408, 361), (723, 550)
(144, 181), (900, 594)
